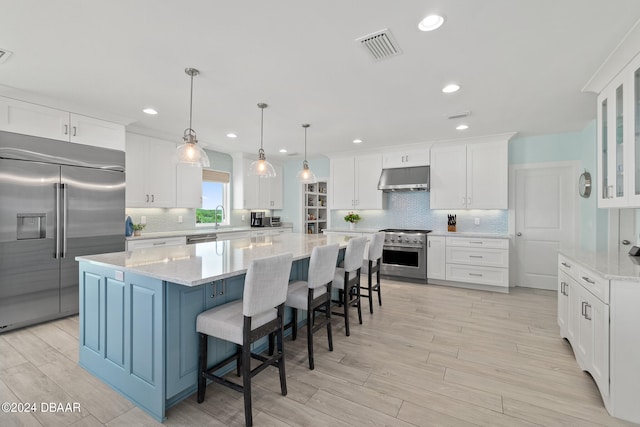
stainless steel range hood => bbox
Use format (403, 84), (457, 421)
(377, 165), (430, 192)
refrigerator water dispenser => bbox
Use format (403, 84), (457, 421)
(17, 213), (46, 240)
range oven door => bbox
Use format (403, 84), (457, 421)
(381, 244), (426, 281)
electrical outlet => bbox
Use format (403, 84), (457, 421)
(178, 216), (183, 223)
(474, 217), (480, 225)
(241, 215), (245, 221)
(140, 216), (147, 224)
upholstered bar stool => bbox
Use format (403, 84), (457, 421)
(360, 232), (385, 313)
(285, 243), (339, 370)
(196, 252), (293, 427)
(331, 237), (368, 336)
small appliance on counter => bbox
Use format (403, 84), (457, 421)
(270, 216), (281, 227)
(250, 212), (265, 227)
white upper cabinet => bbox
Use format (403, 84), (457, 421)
(430, 144), (467, 209)
(382, 148), (429, 169)
(176, 164), (203, 208)
(0, 96), (125, 150)
(597, 53), (640, 208)
(126, 133), (177, 208)
(430, 138), (508, 210)
(232, 154), (283, 210)
(69, 113), (125, 151)
(330, 154), (383, 210)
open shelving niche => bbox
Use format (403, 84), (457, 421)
(303, 180), (327, 234)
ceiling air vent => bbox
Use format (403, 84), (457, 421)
(0, 48), (13, 64)
(447, 111), (471, 120)
(356, 29), (401, 61)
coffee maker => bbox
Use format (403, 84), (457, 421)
(250, 212), (264, 227)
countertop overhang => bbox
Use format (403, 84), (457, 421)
(559, 248), (640, 281)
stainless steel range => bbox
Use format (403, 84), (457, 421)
(380, 229), (431, 282)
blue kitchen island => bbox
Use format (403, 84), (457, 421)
(76, 233), (347, 421)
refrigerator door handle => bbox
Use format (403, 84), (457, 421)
(55, 183), (61, 259)
(61, 183), (67, 258)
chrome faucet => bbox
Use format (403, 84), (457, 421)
(214, 205), (225, 228)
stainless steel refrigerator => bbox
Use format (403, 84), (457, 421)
(0, 131), (125, 332)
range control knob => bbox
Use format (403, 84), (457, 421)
(413, 239), (418, 243)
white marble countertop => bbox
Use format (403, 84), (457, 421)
(428, 231), (511, 238)
(125, 225), (293, 241)
(559, 248), (640, 282)
(77, 233), (350, 287)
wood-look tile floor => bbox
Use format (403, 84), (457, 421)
(1, 281), (636, 426)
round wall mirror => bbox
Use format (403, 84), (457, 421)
(579, 170), (591, 198)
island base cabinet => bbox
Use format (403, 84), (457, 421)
(79, 257), (311, 422)
(78, 263), (165, 420)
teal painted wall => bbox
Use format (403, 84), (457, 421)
(508, 122), (608, 251)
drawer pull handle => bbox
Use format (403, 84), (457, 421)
(561, 262), (571, 268)
(152, 242), (166, 246)
(469, 273), (483, 277)
(581, 276), (595, 284)
(470, 241), (483, 244)
(469, 255), (483, 258)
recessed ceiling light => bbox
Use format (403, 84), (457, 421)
(142, 108), (158, 115)
(418, 14), (445, 32)
(456, 124), (469, 130)
(442, 84), (460, 93)
(353, 139), (363, 144)
(279, 148), (287, 153)
(226, 133), (237, 138)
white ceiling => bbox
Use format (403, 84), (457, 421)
(1, 0), (640, 160)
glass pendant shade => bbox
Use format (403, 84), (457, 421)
(174, 130), (210, 167)
(174, 68), (211, 168)
(297, 160), (317, 184)
(297, 123), (317, 183)
(248, 148), (276, 178)
(249, 103), (276, 178)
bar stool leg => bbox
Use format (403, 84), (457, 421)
(368, 267), (374, 314)
(242, 341), (253, 426)
(236, 344), (242, 377)
(277, 306), (287, 396)
(197, 333), (207, 403)
(343, 274), (350, 337)
(377, 268), (382, 306)
(307, 307), (314, 369)
(356, 276), (363, 325)
(326, 293), (333, 352)
(291, 308), (298, 340)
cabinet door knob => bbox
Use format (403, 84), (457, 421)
(622, 239), (631, 245)
(517, 232), (522, 236)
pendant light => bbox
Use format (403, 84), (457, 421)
(248, 103), (276, 178)
(174, 67), (210, 167)
(296, 123), (317, 184)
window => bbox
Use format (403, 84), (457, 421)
(196, 169), (230, 225)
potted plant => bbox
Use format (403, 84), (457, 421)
(133, 223), (145, 236)
(344, 212), (361, 231)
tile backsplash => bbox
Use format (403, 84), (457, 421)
(330, 192), (508, 233)
(125, 208), (251, 233)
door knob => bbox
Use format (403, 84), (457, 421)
(622, 239), (631, 245)
(516, 232), (522, 236)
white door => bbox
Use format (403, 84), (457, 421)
(513, 163), (577, 289)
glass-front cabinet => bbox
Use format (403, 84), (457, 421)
(597, 53), (640, 207)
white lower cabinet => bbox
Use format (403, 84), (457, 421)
(426, 236), (445, 280)
(126, 236), (186, 251)
(558, 255), (610, 398)
(556, 254), (640, 423)
(250, 228), (292, 238)
(428, 235), (509, 291)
